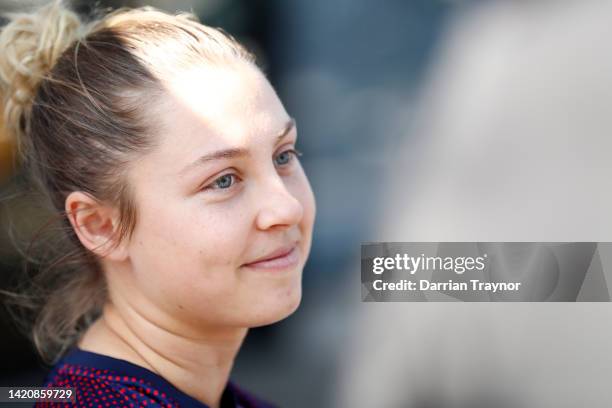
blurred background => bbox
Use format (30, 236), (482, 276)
(3, 0), (612, 407)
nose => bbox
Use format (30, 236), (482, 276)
(255, 176), (304, 231)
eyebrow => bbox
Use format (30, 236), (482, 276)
(179, 118), (296, 176)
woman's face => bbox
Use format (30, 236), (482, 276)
(114, 63), (315, 332)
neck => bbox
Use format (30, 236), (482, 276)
(79, 301), (247, 408)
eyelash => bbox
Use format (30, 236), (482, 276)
(202, 148), (303, 192)
(274, 148), (302, 168)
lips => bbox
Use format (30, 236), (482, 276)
(242, 243), (299, 270)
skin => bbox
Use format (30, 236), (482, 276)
(65, 62), (316, 408)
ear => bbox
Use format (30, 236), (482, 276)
(65, 191), (129, 262)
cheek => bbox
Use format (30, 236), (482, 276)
(128, 199), (248, 290)
(292, 167), (316, 232)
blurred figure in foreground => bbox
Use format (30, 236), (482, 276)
(338, 1), (612, 407)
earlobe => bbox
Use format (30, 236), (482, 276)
(65, 191), (128, 262)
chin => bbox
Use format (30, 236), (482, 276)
(249, 286), (302, 327)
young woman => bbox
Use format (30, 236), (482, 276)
(0, 1), (315, 407)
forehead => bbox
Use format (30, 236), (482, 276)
(154, 63), (289, 149)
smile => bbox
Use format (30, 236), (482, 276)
(242, 245), (300, 271)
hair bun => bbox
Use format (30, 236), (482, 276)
(0, 0), (84, 148)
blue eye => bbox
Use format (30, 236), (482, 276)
(211, 174), (236, 190)
(274, 148), (302, 167)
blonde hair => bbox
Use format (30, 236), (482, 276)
(0, 0), (254, 364)
(0, 1), (85, 153)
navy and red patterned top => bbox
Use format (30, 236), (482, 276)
(36, 347), (276, 408)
